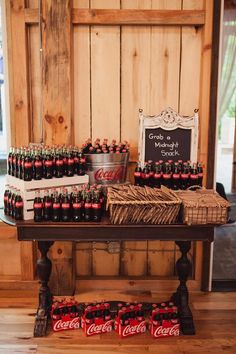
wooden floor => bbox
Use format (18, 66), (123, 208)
(0, 289), (236, 354)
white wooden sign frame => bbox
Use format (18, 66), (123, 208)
(138, 107), (199, 168)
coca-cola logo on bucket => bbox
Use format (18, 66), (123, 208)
(94, 167), (124, 182)
(86, 320), (113, 336)
(153, 324), (180, 338)
(122, 321), (146, 337)
(53, 317), (80, 332)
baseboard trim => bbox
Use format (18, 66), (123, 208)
(212, 279), (236, 292)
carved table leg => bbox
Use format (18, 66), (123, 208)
(34, 241), (54, 337)
(172, 241), (195, 335)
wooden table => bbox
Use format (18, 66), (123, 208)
(1, 213), (215, 337)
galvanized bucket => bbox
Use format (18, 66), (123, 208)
(85, 153), (129, 185)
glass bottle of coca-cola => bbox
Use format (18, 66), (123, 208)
(63, 148), (68, 176)
(67, 148), (74, 177)
(172, 162), (180, 190)
(61, 189), (71, 222)
(180, 163), (189, 190)
(78, 150), (86, 176)
(153, 162), (162, 188)
(51, 190), (61, 222)
(33, 149), (43, 180)
(44, 149), (53, 179)
(148, 160), (155, 187)
(54, 148), (64, 178)
(8, 147), (13, 175)
(34, 190), (43, 222)
(84, 192), (92, 222)
(15, 191), (24, 220)
(7, 189), (12, 216)
(73, 147), (79, 175)
(92, 191), (102, 222)
(142, 163), (150, 187)
(134, 163), (142, 186)
(162, 163), (172, 188)
(10, 188), (16, 218)
(4, 187), (9, 214)
(11, 148), (16, 177)
(15, 148), (20, 178)
(197, 162), (203, 186)
(72, 191), (82, 222)
(23, 150), (33, 181)
(43, 189), (52, 221)
(190, 162), (199, 187)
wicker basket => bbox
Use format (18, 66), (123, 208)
(107, 185), (181, 225)
(177, 189), (230, 225)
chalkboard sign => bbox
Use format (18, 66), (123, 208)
(138, 107), (198, 167)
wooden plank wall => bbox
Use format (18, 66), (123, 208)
(1, 0), (214, 292)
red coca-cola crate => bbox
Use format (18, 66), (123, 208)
(149, 304), (180, 338)
(51, 298), (80, 332)
(114, 304), (147, 338)
(81, 303), (113, 336)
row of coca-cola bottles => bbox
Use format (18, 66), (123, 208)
(134, 160), (203, 190)
(82, 138), (130, 154)
(7, 145), (86, 181)
(33, 185), (104, 222)
(4, 186), (23, 220)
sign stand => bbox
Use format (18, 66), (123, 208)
(138, 107), (199, 168)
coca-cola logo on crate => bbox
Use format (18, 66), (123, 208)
(53, 317), (80, 332)
(86, 320), (113, 336)
(122, 321), (146, 337)
(94, 167), (124, 182)
(154, 324), (180, 338)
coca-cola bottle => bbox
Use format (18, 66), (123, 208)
(34, 191), (43, 222)
(120, 312), (129, 326)
(85, 309), (94, 325)
(15, 191), (24, 220)
(67, 148), (74, 177)
(78, 151), (86, 176)
(73, 147), (79, 175)
(44, 149), (53, 179)
(7, 189), (12, 216)
(52, 190), (61, 222)
(43, 189), (52, 221)
(55, 149), (64, 178)
(148, 160), (155, 187)
(197, 162), (203, 186)
(52, 307), (61, 321)
(134, 163), (142, 186)
(136, 308), (145, 322)
(4, 187), (9, 214)
(172, 162), (180, 190)
(92, 191), (102, 222)
(61, 189), (71, 222)
(72, 191), (82, 222)
(162, 163), (172, 188)
(190, 163), (199, 187)
(10, 188), (16, 218)
(18, 148), (23, 179)
(8, 147), (13, 175)
(11, 148), (16, 177)
(103, 303), (111, 321)
(63, 148), (68, 176)
(142, 163), (150, 187)
(23, 150), (33, 181)
(84, 193), (92, 222)
(14, 148), (20, 178)
(153, 162), (162, 188)
(180, 163), (189, 190)
(33, 149), (43, 180)
(153, 310), (161, 326)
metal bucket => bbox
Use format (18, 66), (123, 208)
(85, 153), (129, 185)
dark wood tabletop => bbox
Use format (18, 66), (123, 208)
(1, 212), (215, 242)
